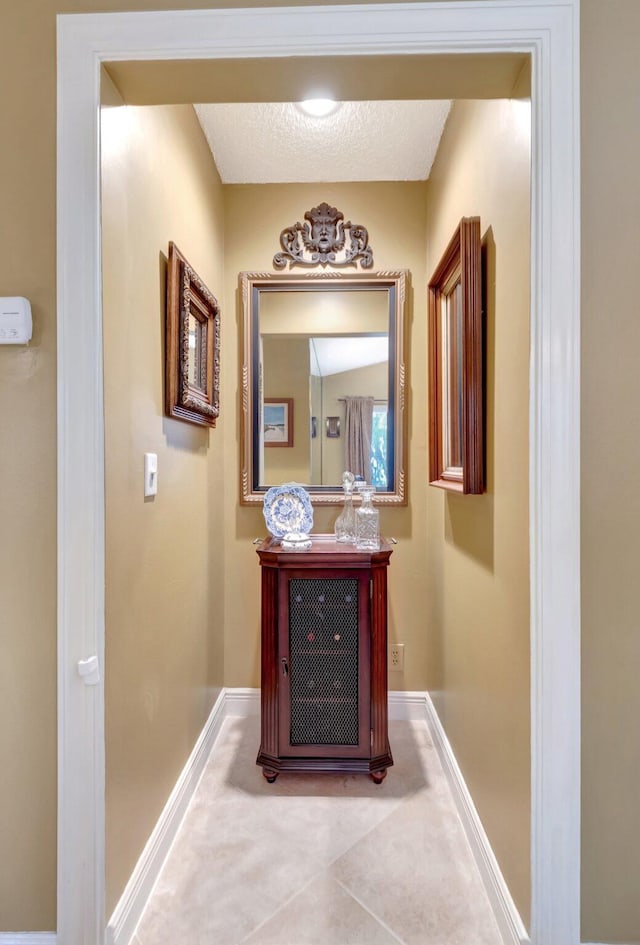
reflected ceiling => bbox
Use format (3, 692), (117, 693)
(310, 336), (389, 377)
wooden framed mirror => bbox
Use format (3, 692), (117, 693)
(165, 242), (221, 427)
(428, 217), (484, 494)
(240, 270), (408, 506)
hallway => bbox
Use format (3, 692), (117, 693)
(132, 717), (501, 945)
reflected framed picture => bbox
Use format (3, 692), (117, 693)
(326, 416), (341, 438)
(264, 398), (294, 447)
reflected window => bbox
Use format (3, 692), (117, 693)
(371, 405), (388, 490)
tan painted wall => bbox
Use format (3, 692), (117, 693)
(310, 374), (322, 483)
(223, 182), (430, 693)
(101, 103), (226, 913)
(581, 2), (640, 940)
(425, 99), (532, 925)
(1, 0), (639, 937)
(108, 52), (528, 105)
(260, 289), (389, 336)
(262, 336), (311, 483)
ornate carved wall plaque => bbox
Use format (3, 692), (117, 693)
(273, 203), (374, 270)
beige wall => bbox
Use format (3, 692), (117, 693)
(581, 2), (640, 940)
(310, 373), (322, 483)
(262, 336), (311, 483)
(223, 182), (430, 692)
(425, 99), (532, 925)
(101, 103), (226, 913)
(260, 289), (389, 336)
(1, 1), (640, 938)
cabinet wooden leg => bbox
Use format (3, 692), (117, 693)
(371, 769), (387, 784)
(262, 767), (278, 784)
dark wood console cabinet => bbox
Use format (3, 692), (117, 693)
(256, 535), (393, 783)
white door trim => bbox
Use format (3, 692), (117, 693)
(56, 3), (580, 943)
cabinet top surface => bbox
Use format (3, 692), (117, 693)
(257, 534), (393, 565)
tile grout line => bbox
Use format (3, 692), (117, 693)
(331, 876), (409, 945)
(236, 866), (334, 945)
(318, 760), (431, 874)
(235, 763), (426, 944)
(136, 736), (413, 945)
(135, 719), (440, 945)
(131, 715), (238, 945)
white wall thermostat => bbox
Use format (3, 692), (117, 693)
(0, 297), (32, 344)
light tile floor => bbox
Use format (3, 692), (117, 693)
(134, 716), (502, 945)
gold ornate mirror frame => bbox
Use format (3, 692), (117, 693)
(240, 270), (408, 507)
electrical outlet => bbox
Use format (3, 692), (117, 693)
(390, 643), (405, 672)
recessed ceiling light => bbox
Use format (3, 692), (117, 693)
(298, 98), (340, 118)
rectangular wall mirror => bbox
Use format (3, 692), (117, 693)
(240, 270), (408, 506)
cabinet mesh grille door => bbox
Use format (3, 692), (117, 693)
(289, 578), (359, 745)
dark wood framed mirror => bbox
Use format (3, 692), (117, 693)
(428, 217), (484, 494)
(165, 242), (221, 427)
(240, 270), (408, 506)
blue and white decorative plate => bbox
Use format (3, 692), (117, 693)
(263, 483), (314, 539)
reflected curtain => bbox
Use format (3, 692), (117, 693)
(344, 396), (374, 482)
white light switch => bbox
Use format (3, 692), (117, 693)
(144, 453), (158, 497)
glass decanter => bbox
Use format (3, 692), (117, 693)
(335, 471), (356, 543)
(355, 484), (380, 551)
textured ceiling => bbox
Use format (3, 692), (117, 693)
(194, 100), (451, 183)
(310, 336), (388, 378)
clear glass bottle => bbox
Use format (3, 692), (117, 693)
(355, 485), (380, 551)
(335, 471), (356, 543)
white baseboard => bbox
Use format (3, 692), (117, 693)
(0, 936), (56, 944)
(421, 693), (530, 945)
(224, 687), (260, 716)
(106, 687), (529, 945)
(106, 687), (229, 945)
(225, 689), (431, 721)
(388, 689), (432, 721)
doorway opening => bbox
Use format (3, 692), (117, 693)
(56, 5), (580, 944)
